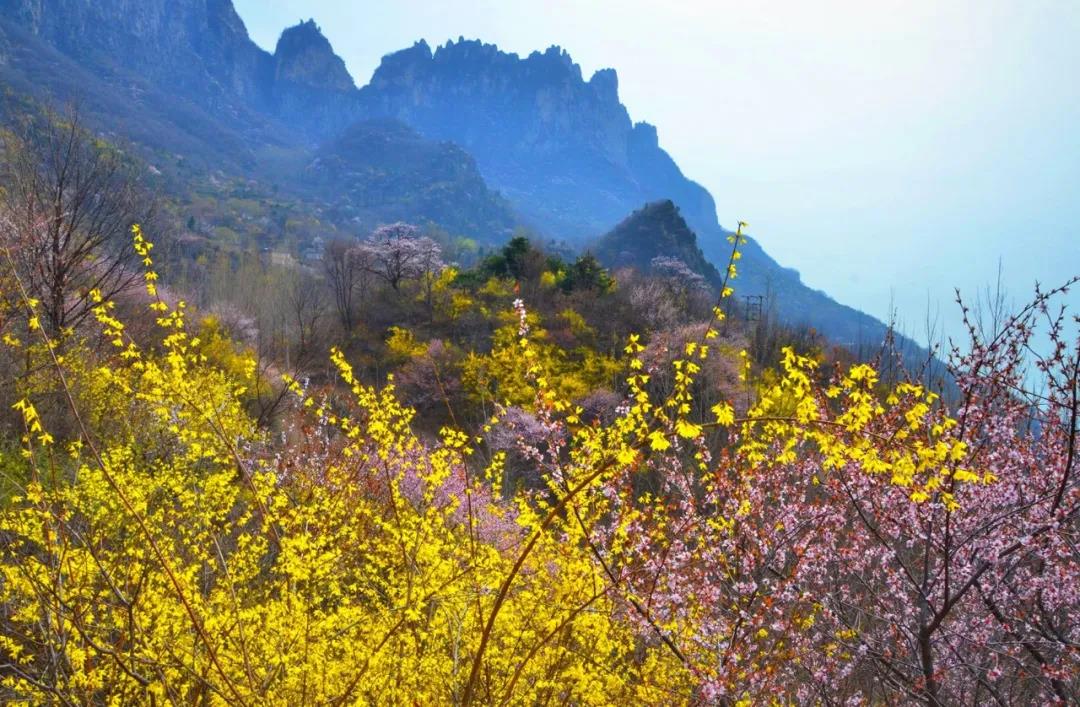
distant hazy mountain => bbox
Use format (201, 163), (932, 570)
(0, 0), (909, 349)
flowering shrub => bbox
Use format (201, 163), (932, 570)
(0, 225), (1076, 704)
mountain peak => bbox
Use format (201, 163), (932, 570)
(529, 44), (578, 70)
(589, 67), (619, 100)
(357, 39), (720, 241)
(273, 19), (354, 91)
(368, 40), (433, 88)
(593, 200), (722, 285)
(276, 18), (324, 46)
(438, 37), (506, 58)
(631, 121), (659, 147)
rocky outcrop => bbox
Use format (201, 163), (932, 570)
(268, 20), (360, 139)
(0, 0), (270, 104)
(272, 20), (353, 92)
(0, 3), (364, 142)
(358, 39), (642, 236)
(361, 39), (629, 156)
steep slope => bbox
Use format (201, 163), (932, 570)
(0, 8), (275, 172)
(0, 0), (268, 103)
(593, 201), (721, 284)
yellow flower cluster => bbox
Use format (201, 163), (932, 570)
(740, 346), (978, 507)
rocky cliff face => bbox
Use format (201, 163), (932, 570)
(0, 0), (269, 104)
(0, 1), (276, 172)
(359, 39), (666, 238)
(0, 2), (365, 143)
(0, 23), (9, 66)
(362, 40), (629, 161)
(268, 21), (360, 140)
(272, 21), (353, 90)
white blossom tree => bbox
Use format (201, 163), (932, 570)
(361, 222), (444, 292)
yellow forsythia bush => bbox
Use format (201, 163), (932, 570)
(0, 227), (693, 704)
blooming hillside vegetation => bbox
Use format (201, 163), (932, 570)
(0, 213), (1077, 705)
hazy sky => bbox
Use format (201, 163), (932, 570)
(235, 0), (1079, 347)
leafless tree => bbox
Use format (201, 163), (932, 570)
(322, 238), (371, 331)
(286, 270), (326, 366)
(0, 107), (154, 337)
